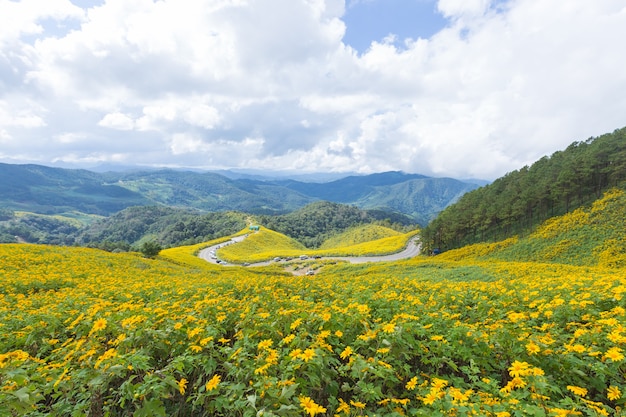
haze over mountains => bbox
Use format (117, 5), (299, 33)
(0, 163), (482, 225)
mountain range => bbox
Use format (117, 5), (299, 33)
(0, 163), (482, 225)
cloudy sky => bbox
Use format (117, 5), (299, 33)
(1, 0), (625, 180)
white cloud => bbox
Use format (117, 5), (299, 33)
(1, 0), (626, 180)
(98, 112), (135, 130)
(437, 0), (493, 18)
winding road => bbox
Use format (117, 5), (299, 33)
(198, 234), (421, 269)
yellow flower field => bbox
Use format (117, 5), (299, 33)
(1, 191), (625, 416)
(1, 241), (625, 416)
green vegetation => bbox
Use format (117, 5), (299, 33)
(77, 207), (247, 249)
(139, 240), (163, 258)
(422, 127), (626, 252)
(0, 212), (87, 245)
(257, 201), (415, 249)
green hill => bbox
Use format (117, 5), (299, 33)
(256, 201), (415, 249)
(422, 127), (626, 252)
(433, 188), (626, 268)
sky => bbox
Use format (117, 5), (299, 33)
(1, 0), (625, 180)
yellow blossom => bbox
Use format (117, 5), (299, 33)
(299, 396), (326, 416)
(604, 347), (624, 362)
(526, 342), (540, 354)
(350, 400), (366, 409)
(90, 318), (107, 334)
(567, 385), (588, 397)
(340, 346), (353, 360)
(178, 378), (187, 395)
(607, 385), (621, 401)
(299, 348), (316, 362)
(405, 376), (418, 390)
(257, 339), (273, 350)
(205, 374), (221, 391)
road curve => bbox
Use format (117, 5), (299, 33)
(198, 234), (421, 267)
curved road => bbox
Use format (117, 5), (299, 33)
(198, 234), (421, 267)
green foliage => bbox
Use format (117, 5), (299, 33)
(258, 201), (416, 249)
(422, 127), (626, 251)
(77, 207), (247, 248)
(0, 212), (83, 245)
(139, 240), (162, 258)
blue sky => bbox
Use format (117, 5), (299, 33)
(343, 0), (447, 53)
(1, 0), (625, 180)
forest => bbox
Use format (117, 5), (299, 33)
(421, 127), (626, 252)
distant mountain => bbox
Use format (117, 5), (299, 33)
(0, 163), (149, 215)
(0, 163), (482, 224)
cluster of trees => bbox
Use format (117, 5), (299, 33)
(422, 127), (626, 252)
(0, 213), (81, 245)
(257, 201), (416, 248)
(76, 207), (247, 249)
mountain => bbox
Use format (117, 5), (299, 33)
(273, 171), (478, 224)
(0, 164), (481, 224)
(0, 163), (149, 215)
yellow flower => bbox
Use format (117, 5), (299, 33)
(335, 330), (343, 338)
(607, 385), (621, 401)
(567, 385), (588, 397)
(290, 318), (303, 330)
(178, 378), (187, 395)
(382, 322), (396, 333)
(604, 347), (624, 362)
(90, 318), (107, 333)
(336, 398), (350, 414)
(299, 348), (316, 362)
(189, 345), (202, 353)
(526, 342), (540, 355)
(431, 378), (448, 390)
(257, 339), (273, 350)
(299, 396), (326, 416)
(508, 360), (530, 377)
(405, 376), (418, 390)
(340, 346), (353, 360)
(350, 400), (366, 409)
(422, 391), (439, 405)
(205, 374), (221, 391)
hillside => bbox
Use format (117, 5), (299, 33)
(422, 127), (626, 252)
(2, 197), (625, 415)
(431, 188), (626, 268)
(256, 201), (414, 248)
(0, 163), (149, 215)
(319, 224), (402, 249)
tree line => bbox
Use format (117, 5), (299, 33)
(421, 127), (626, 252)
